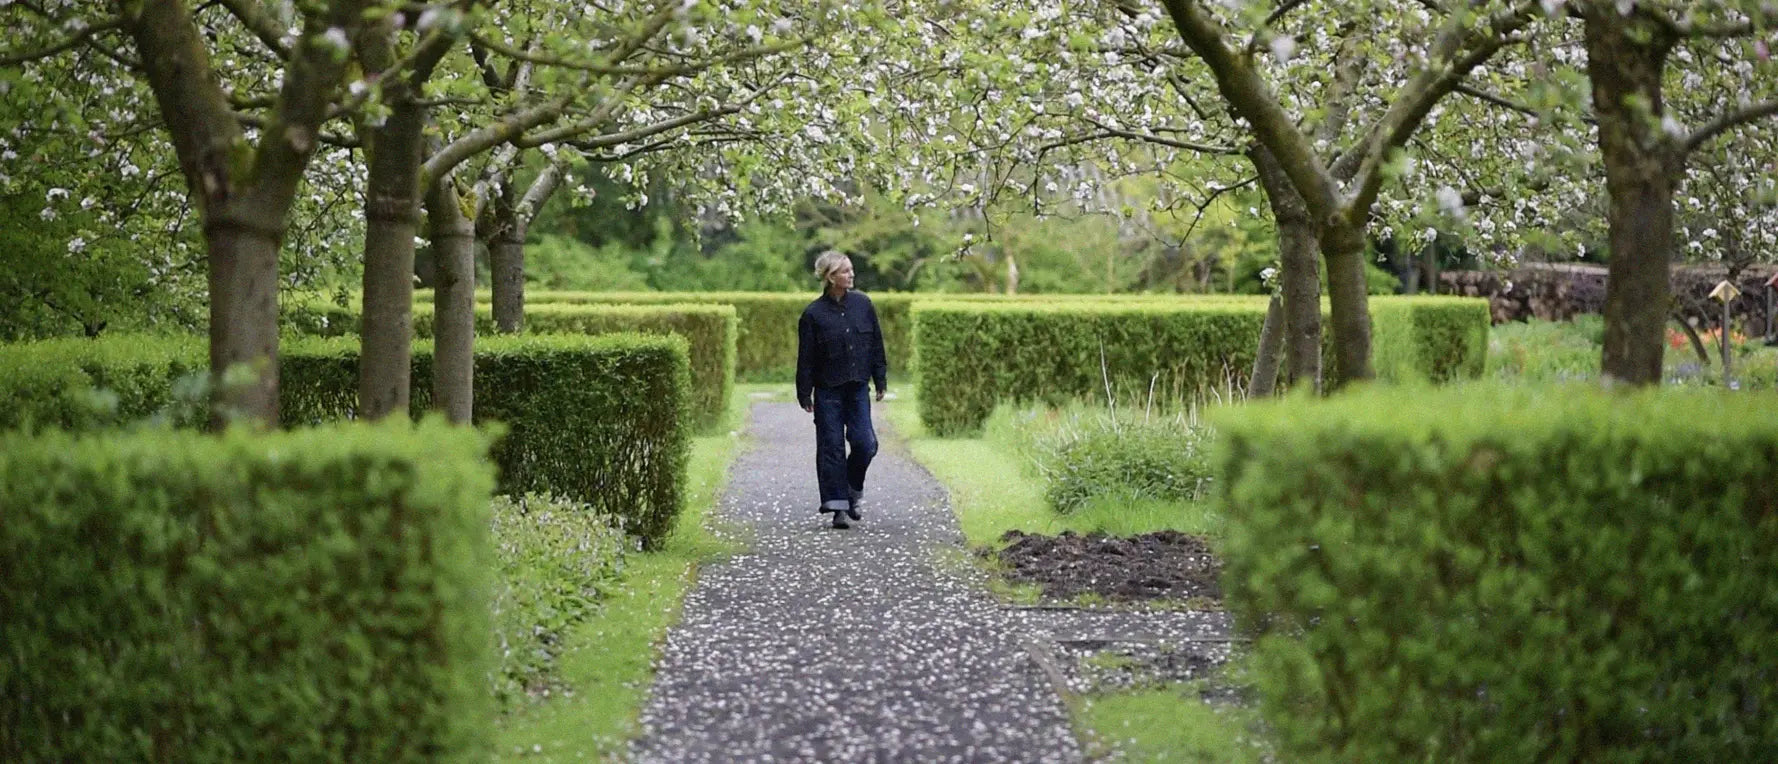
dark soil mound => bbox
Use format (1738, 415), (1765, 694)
(987, 529), (1223, 604)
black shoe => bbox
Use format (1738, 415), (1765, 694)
(831, 512), (851, 529)
(847, 492), (863, 521)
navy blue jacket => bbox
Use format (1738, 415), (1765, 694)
(796, 290), (888, 407)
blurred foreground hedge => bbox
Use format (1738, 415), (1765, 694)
(1214, 383), (1778, 760)
(0, 420), (496, 760)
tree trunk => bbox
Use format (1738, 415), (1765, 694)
(488, 192), (527, 333)
(428, 181), (476, 424)
(1585, 9), (1678, 386)
(1671, 311), (1711, 366)
(1322, 226), (1375, 385)
(1249, 294), (1286, 397)
(1251, 146), (1324, 392)
(1423, 241), (1441, 295)
(205, 213), (282, 425)
(120, 0), (363, 426)
(358, 101), (426, 420)
(1280, 220), (1326, 391)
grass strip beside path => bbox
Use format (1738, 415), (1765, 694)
(493, 417), (746, 759)
(1077, 686), (1269, 763)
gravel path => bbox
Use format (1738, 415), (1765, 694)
(632, 400), (1083, 763)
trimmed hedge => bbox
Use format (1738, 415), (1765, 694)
(912, 302), (1268, 436)
(413, 289), (1234, 383)
(423, 303), (733, 433)
(379, 289), (1265, 386)
(0, 419), (496, 761)
(912, 296), (1490, 435)
(289, 300), (734, 432)
(1213, 384), (1778, 760)
(319, 291), (1489, 392)
(281, 334), (692, 549)
(414, 290), (813, 383)
(0, 334), (692, 549)
(0, 335), (205, 431)
(1366, 296), (1491, 383)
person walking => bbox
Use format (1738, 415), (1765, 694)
(796, 250), (887, 529)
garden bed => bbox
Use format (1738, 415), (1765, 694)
(984, 529), (1223, 606)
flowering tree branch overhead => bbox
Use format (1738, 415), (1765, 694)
(1150, 0), (1540, 382)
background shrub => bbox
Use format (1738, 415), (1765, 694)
(985, 403), (1214, 514)
(1486, 314), (1605, 382)
(489, 492), (628, 709)
(1213, 383), (1778, 761)
(0, 419), (496, 761)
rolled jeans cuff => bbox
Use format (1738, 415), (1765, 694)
(821, 499), (852, 512)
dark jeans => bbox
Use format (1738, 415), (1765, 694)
(813, 381), (877, 511)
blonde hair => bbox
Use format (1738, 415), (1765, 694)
(813, 250), (850, 284)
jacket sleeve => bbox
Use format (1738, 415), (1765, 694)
(796, 310), (815, 407)
(869, 300), (888, 393)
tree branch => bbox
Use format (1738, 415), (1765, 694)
(1178, 175), (1260, 241)
(518, 102), (742, 148)
(470, 31), (810, 78)
(1455, 82), (1537, 117)
(333, 20), (465, 119)
(0, 16), (124, 66)
(1335, 1), (1536, 223)
(1158, 0), (1341, 220)
(1244, 0), (1311, 55)
(512, 66), (790, 150)
(1645, 5), (1772, 39)
(579, 135), (743, 163)
(1684, 99), (1778, 156)
(244, 0), (375, 215)
(422, 70), (640, 184)
(236, 112), (361, 148)
(1076, 115), (1244, 154)
(216, 0), (291, 58)
(515, 151), (572, 226)
(468, 38), (507, 90)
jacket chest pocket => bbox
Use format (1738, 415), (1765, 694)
(818, 327), (848, 359)
(819, 313), (871, 361)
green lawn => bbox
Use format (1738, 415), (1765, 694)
(1076, 684), (1269, 763)
(492, 402), (747, 760)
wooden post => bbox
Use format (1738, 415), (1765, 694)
(1709, 279), (1742, 386)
